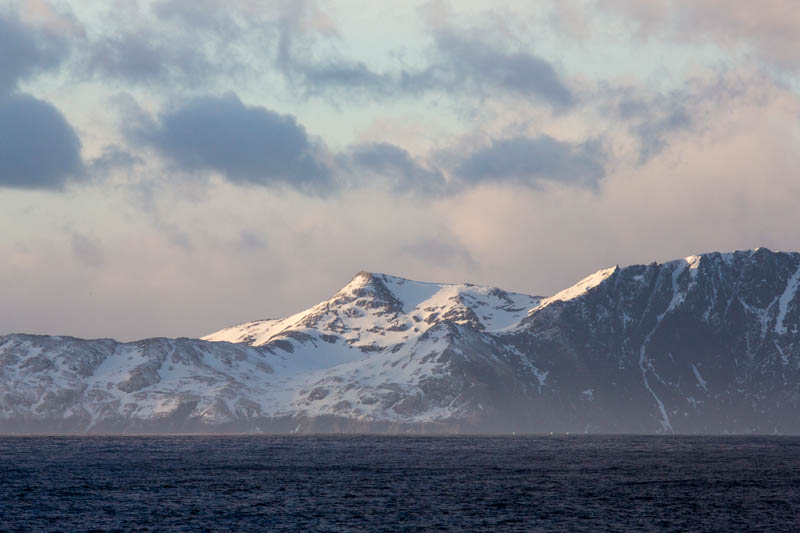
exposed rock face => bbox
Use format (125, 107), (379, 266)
(505, 249), (800, 434)
(2, 249), (800, 434)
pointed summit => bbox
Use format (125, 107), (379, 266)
(7, 248), (800, 434)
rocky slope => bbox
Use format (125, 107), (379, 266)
(2, 249), (800, 434)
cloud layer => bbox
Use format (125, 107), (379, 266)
(1, 0), (799, 340)
(605, 0), (800, 70)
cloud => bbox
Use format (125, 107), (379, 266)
(272, 1), (392, 98)
(276, 30), (574, 109)
(400, 236), (478, 271)
(130, 93), (333, 193)
(600, 75), (752, 164)
(151, 0), (244, 37)
(76, 0), (251, 87)
(604, 0), (800, 71)
(89, 144), (143, 177)
(69, 231), (104, 268)
(4, 81), (798, 341)
(84, 32), (210, 85)
(345, 143), (447, 196)
(631, 106), (691, 163)
(0, 10), (68, 92)
(271, 3), (572, 109)
(430, 30), (574, 109)
(455, 135), (606, 188)
(282, 30), (575, 109)
(613, 92), (693, 162)
(0, 93), (83, 189)
(301, 61), (390, 96)
(0, 10), (85, 190)
(19, 0), (85, 38)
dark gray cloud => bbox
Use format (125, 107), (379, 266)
(430, 31), (574, 109)
(0, 93), (84, 189)
(151, 0), (242, 37)
(301, 62), (390, 96)
(346, 143), (447, 196)
(272, 5), (572, 109)
(0, 12), (84, 190)
(90, 144), (143, 175)
(63, 1), (574, 113)
(0, 11), (68, 92)
(609, 89), (697, 163)
(633, 106), (692, 163)
(273, 5), (390, 98)
(76, 0), (251, 88)
(278, 51), (393, 99)
(84, 32), (210, 85)
(130, 93), (333, 193)
(278, 36), (572, 110)
(278, 31), (574, 109)
(455, 135), (606, 188)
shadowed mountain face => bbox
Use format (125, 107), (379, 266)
(507, 249), (800, 434)
(2, 249), (800, 434)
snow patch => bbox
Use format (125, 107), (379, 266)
(691, 364), (708, 392)
(775, 264), (800, 335)
(534, 266), (616, 310)
(685, 255), (702, 270)
(665, 259), (689, 314)
(204, 273), (539, 351)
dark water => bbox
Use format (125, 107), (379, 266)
(1, 436), (799, 532)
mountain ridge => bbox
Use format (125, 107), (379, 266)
(2, 248), (800, 434)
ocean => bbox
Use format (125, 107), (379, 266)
(1, 435), (798, 531)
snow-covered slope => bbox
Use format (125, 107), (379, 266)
(203, 272), (539, 346)
(200, 272), (542, 429)
(0, 273), (543, 433)
(3, 249), (800, 434)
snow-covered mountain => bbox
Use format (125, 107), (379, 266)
(2, 249), (800, 434)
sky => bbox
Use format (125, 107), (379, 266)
(2, 0), (800, 341)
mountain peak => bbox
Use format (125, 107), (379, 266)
(352, 270), (378, 283)
(204, 270), (542, 349)
(341, 271), (408, 293)
(534, 265), (618, 309)
(7, 248), (800, 434)
(338, 271), (379, 293)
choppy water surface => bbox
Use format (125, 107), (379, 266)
(1, 435), (799, 531)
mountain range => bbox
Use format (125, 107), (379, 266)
(2, 248), (800, 434)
